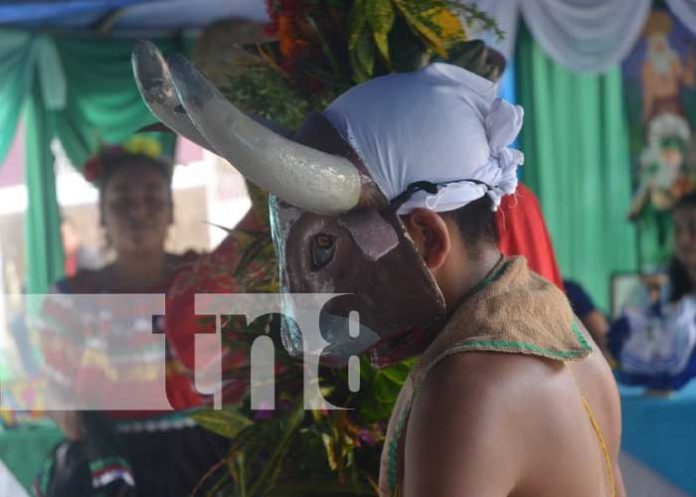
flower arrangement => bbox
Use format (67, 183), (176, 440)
(223, 0), (501, 130)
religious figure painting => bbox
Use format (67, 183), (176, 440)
(623, 9), (696, 264)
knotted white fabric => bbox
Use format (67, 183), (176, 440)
(323, 63), (524, 214)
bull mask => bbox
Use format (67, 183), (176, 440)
(132, 41), (447, 368)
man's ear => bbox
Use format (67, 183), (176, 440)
(402, 208), (451, 271)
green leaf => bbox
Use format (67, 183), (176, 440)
(248, 404), (306, 497)
(348, 0), (376, 81)
(356, 30), (375, 74)
(393, 0), (444, 56)
(378, 358), (416, 383)
(366, 0), (395, 33)
(350, 27), (375, 82)
(366, 0), (395, 63)
(393, 0), (465, 57)
(321, 432), (338, 470)
(373, 30), (390, 64)
(304, 14), (342, 78)
(348, 0), (368, 50)
(373, 373), (402, 403)
(191, 408), (253, 439)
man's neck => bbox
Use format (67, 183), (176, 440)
(446, 247), (503, 315)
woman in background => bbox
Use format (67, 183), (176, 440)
(35, 139), (227, 497)
(609, 192), (696, 390)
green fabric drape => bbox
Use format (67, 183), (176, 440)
(517, 26), (638, 311)
(0, 32), (65, 164)
(0, 31), (67, 295)
(24, 81), (64, 296)
(0, 30), (177, 294)
(0, 32), (32, 163)
(0, 424), (63, 491)
(53, 37), (176, 169)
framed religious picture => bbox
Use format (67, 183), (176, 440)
(623, 8), (696, 264)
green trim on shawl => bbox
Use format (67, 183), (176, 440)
(436, 320), (592, 361)
(387, 399), (413, 494)
(457, 256), (509, 303)
(571, 320), (592, 352)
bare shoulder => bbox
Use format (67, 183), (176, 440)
(404, 350), (624, 497)
(417, 351), (566, 411)
(403, 352), (561, 497)
(415, 347), (620, 445)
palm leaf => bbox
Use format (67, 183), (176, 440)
(191, 408), (253, 439)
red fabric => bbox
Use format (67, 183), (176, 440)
(164, 211), (276, 408)
(64, 251), (77, 278)
(496, 183), (564, 289)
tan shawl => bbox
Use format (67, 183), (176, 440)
(378, 256), (591, 496)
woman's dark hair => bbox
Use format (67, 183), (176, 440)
(669, 258), (691, 302)
(95, 153), (172, 194)
(673, 191), (696, 212)
(669, 192), (696, 302)
(443, 195), (499, 258)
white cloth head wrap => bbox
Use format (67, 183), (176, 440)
(323, 63), (524, 214)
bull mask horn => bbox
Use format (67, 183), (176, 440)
(132, 41), (216, 153)
(133, 41), (363, 215)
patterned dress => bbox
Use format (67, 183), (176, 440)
(34, 252), (229, 497)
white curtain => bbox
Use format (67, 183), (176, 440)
(667, 0), (696, 34)
(466, 0), (696, 74)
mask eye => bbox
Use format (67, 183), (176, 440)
(311, 233), (336, 270)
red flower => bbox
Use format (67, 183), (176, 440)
(266, 0), (305, 36)
(83, 156), (103, 183)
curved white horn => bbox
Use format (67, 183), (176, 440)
(132, 41), (216, 153)
(167, 53), (362, 216)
